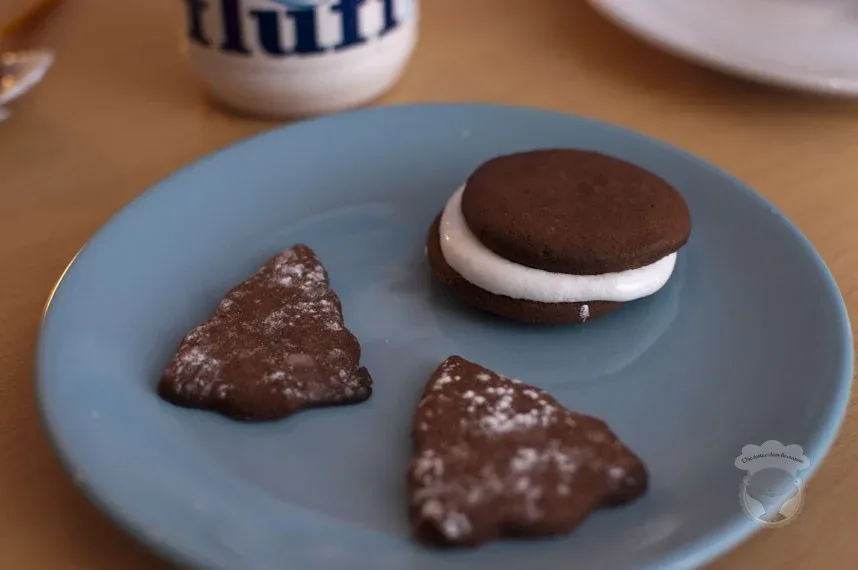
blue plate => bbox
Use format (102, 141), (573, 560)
(36, 104), (852, 570)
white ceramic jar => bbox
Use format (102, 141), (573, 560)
(181, 0), (418, 117)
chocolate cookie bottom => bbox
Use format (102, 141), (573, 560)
(426, 214), (620, 325)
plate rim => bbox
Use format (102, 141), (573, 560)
(34, 102), (855, 570)
(585, 0), (858, 96)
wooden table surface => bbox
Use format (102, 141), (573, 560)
(2, 1), (856, 568)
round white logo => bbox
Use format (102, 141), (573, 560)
(735, 441), (811, 528)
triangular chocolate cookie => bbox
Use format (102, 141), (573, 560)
(408, 356), (647, 547)
(158, 245), (372, 421)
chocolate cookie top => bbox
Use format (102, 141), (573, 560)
(408, 355), (648, 547)
(158, 245), (372, 421)
(460, 149), (691, 275)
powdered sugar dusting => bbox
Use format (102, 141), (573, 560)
(440, 511), (472, 539)
(272, 248), (325, 290)
(173, 346), (222, 398)
(420, 499), (472, 541)
(432, 374), (453, 390)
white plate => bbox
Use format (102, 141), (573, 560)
(586, 0), (858, 95)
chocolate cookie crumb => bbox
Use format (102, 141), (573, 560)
(408, 355), (647, 547)
(158, 244), (372, 421)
